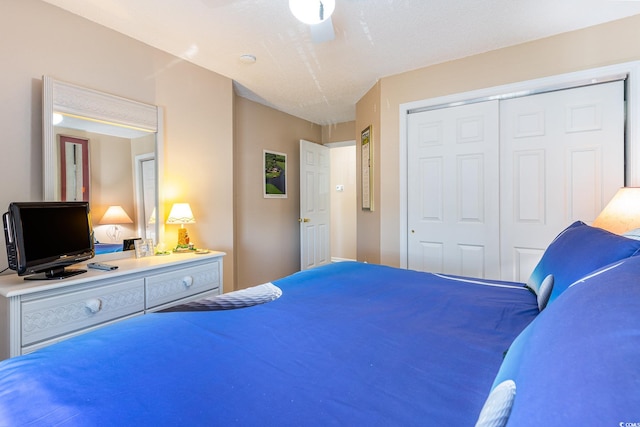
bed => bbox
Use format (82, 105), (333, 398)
(94, 242), (123, 255)
(0, 221), (639, 426)
(95, 239), (139, 255)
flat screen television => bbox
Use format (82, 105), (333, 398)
(3, 201), (94, 280)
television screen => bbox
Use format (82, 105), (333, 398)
(3, 201), (94, 280)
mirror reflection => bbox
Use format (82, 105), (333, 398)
(54, 116), (156, 249)
(42, 77), (163, 257)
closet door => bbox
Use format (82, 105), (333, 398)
(407, 101), (500, 278)
(500, 81), (625, 282)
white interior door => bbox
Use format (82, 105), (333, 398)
(500, 81), (625, 281)
(300, 140), (331, 270)
(407, 101), (501, 279)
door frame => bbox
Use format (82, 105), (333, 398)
(59, 135), (90, 202)
(399, 60), (640, 268)
(134, 152), (156, 242)
(325, 140), (357, 262)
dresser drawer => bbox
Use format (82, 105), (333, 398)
(146, 261), (221, 309)
(21, 279), (145, 346)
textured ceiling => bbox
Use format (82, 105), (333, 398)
(41, 0), (640, 125)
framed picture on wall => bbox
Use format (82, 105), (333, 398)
(361, 125), (373, 210)
(264, 150), (287, 198)
(134, 238), (154, 258)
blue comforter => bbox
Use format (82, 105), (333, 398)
(0, 262), (537, 426)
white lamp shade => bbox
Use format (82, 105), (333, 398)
(148, 207), (157, 225)
(592, 187), (640, 235)
(99, 205), (133, 225)
(289, 0), (335, 25)
(166, 203), (196, 225)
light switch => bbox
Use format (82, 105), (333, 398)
(336, 184), (344, 192)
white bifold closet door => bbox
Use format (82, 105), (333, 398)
(407, 81), (624, 281)
(500, 81), (624, 281)
(407, 101), (501, 278)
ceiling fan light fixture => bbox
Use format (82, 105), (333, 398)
(289, 0), (335, 25)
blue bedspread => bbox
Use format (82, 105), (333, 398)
(0, 262), (538, 426)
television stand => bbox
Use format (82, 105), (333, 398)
(24, 267), (86, 281)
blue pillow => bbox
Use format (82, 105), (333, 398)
(486, 256), (640, 425)
(527, 221), (640, 304)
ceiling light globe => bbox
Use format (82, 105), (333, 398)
(289, 0), (335, 25)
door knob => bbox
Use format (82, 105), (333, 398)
(298, 218), (310, 223)
(182, 276), (194, 288)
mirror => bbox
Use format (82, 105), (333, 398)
(42, 76), (164, 256)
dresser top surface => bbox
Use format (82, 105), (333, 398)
(0, 251), (225, 298)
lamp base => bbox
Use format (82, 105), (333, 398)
(106, 225), (121, 242)
(177, 228), (189, 246)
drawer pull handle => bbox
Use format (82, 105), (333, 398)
(182, 276), (193, 288)
(85, 298), (103, 314)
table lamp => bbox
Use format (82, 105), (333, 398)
(166, 203), (196, 247)
(99, 205), (133, 242)
(592, 187), (640, 235)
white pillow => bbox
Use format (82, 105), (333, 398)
(623, 228), (640, 240)
(536, 274), (554, 311)
(475, 380), (516, 427)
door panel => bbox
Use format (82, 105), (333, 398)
(300, 140), (331, 270)
(500, 81), (624, 281)
(407, 101), (500, 279)
(406, 81), (624, 282)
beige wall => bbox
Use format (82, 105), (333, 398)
(329, 145), (357, 260)
(323, 121), (357, 262)
(91, 135), (135, 242)
(234, 96), (321, 289)
(356, 14), (640, 268)
(7, 0), (638, 289)
(153, 56), (234, 292)
(322, 121), (356, 144)
(0, 0), (346, 292)
(0, 0), (235, 291)
(355, 82), (382, 263)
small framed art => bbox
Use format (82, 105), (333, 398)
(134, 238), (154, 258)
(264, 150), (287, 198)
(361, 125), (373, 211)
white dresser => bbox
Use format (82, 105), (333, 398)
(0, 251), (224, 359)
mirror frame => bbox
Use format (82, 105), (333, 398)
(42, 76), (164, 249)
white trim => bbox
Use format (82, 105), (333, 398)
(431, 273), (528, 290)
(399, 61), (640, 269)
(155, 107), (165, 247)
(134, 152), (155, 239)
(325, 139), (356, 148)
(400, 106), (408, 269)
